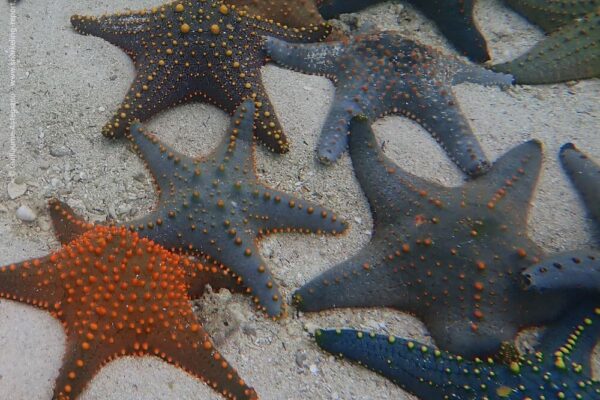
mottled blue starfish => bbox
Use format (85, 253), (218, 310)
(71, 0), (330, 152)
(265, 31), (512, 175)
(316, 0), (490, 62)
(126, 100), (348, 318)
(315, 298), (600, 399)
(523, 143), (600, 292)
(293, 116), (571, 357)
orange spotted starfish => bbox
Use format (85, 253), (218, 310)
(0, 199), (257, 400)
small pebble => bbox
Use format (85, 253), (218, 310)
(8, 180), (27, 199)
(295, 351), (308, 368)
(16, 205), (37, 222)
(309, 364), (319, 375)
(49, 145), (72, 157)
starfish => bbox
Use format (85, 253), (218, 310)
(523, 143), (600, 293)
(265, 30), (513, 175)
(0, 199), (258, 400)
(293, 116), (571, 357)
(125, 100), (348, 319)
(314, 298), (600, 399)
(503, 0), (598, 33)
(70, 0), (331, 152)
(492, 10), (600, 84)
(316, 0), (490, 62)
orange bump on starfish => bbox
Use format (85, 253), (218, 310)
(0, 199), (258, 400)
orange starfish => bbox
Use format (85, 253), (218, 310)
(0, 199), (257, 400)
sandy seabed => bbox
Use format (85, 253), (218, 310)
(0, 0), (598, 399)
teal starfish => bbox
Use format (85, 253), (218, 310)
(315, 299), (600, 399)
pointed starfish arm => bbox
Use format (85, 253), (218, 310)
(393, 78), (491, 176)
(129, 123), (201, 197)
(314, 329), (505, 399)
(104, 65), (199, 138)
(316, 89), (365, 164)
(48, 199), (94, 245)
(414, 0), (490, 63)
(0, 256), (64, 310)
(294, 244), (409, 312)
(70, 12), (147, 56)
(560, 143), (600, 225)
(522, 250), (600, 292)
(52, 333), (114, 400)
(250, 187), (347, 236)
(212, 99), (258, 172)
(469, 139), (543, 224)
(265, 37), (344, 78)
(348, 117), (447, 217)
(492, 12), (600, 84)
(251, 87), (288, 153)
(452, 63), (514, 87)
(153, 320), (258, 400)
(202, 232), (285, 318)
(536, 300), (600, 375)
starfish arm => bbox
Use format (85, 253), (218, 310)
(452, 62), (514, 87)
(265, 37), (344, 78)
(522, 250), (600, 292)
(151, 328), (258, 400)
(536, 299), (600, 375)
(392, 78), (491, 176)
(294, 242), (410, 312)
(560, 143), (600, 227)
(492, 12), (600, 84)
(409, 0), (490, 62)
(0, 256), (63, 310)
(503, 0), (597, 33)
(48, 199), (94, 245)
(103, 64), (200, 138)
(314, 329), (500, 399)
(203, 232), (285, 318)
(70, 12), (148, 57)
(316, 86), (369, 164)
(129, 123), (199, 198)
(208, 100), (257, 173)
(249, 187), (348, 236)
(245, 88), (288, 153)
(52, 333), (114, 400)
(151, 320), (258, 400)
(469, 139), (543, 224)
(186, 263), (247, 299)
(348, 117), (448, 218)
